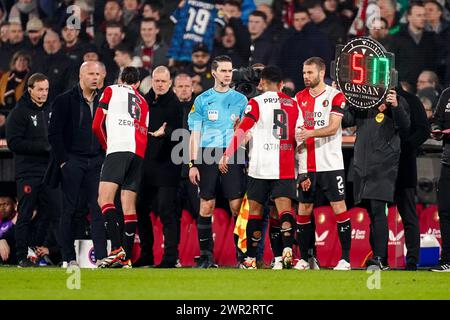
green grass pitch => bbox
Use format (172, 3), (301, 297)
(0, 267), (449, 300)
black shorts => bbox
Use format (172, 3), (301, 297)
(298, 170), (346, 203)
(197, 148), (246, 201)
(100, 152), (143, 192)
(247, 177), (297, 205)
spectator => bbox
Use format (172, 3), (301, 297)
(0, 51), (31, 112)
(8, 0), (40, 31)
(47, 61), (108, 267)
(0, 194), (17, 265)
(61, 25), (87, 66)
(99, 22), (127, 86)
(6, 73), (62, 268)
(83, 44), (100, 62)
(133, 18), (169, 74)
(391, 2), (439, 89)
(304, 0), (346, 49)
(141, 1), (172, 43)
(0, 21), (29, 72)
(278, 8), (332, 91)
(122, 0), (142, 47)
(377, 0), (402, 35)
(0, 22), (9, 44)
(32, 30), (73, 102)
(425, 0), (449, 34)
(25, 17), (44, 55)
(185, 43), (214, 95)
(113, 44), (150, 86)
(417, 88), (437, 120)
(416, 70), (441, 94)
(213, 25), (246, 68)
(324, 0), (355, 30)
(95, 0), (123, 48)
(256, 3), (284, 42)
(137, 66), (184, 268)
(367, 17), (394, 51)
(240, 10), (277, 66)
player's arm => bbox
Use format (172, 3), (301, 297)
(187, 98), (203, 185)
(219, 99), (259, 173)
(92, 87), (112, 150)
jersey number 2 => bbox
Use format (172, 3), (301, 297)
(273, 109), (288, 140)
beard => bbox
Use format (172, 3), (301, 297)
(305, 75), (320, 88)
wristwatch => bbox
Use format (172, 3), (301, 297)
(188, 161), (197, 169)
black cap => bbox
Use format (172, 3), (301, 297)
(192, 43), (210, 55)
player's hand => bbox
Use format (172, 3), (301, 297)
(297, 128), (313, 142)
(300, 178), (311, 192)
(386, 90), (398, 107)
(150, 122), (167, 137)
(0, 239), (10, 261)
(189, 167), (200, 186)
(219, 155), (229, 174)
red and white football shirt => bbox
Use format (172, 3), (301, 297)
(227, 91), (302, 179)
(93, 84), (149, 158)
(295, 85), (345, 173)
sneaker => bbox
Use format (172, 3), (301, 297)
(366, 256), (390, 271)
(333, 259), (351, 270)
(240, 257), (257, 269)
(308, 256), (320, 270)
(430, 263), (450, 272)
(18, 258), (36, 268)
(293, 259), (310, 270)
(194, 256), (218, 269)
(111, 259), (132, 269)
(175, 259), (182, 268)
(272, 256), (283, 270)
(282, 247), (293, 269)
(68, 260), (79, 268)
(98, 247), (126, 268)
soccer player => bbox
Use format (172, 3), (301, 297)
(220, 65), (301, 269)
(92, 67), (149, 268)
(295, 57), (351, 271)
(188, 55), (247, 268)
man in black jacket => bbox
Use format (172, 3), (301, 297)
(47, 61), (107, 266)
(135, 66), (183, 268)
(395, 87), (430, 270)
(6, 73), (62, 267)
(430, 87), (450, 272)
(343, 90), (410, 270)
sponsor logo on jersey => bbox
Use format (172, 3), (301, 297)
(351, 229), (366, 240)
(280, 98), (293, 106)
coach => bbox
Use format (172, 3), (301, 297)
(136, 66), (183, 268)
(47, 61), (107, 266)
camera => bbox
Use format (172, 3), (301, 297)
(232, 67), (262, 99)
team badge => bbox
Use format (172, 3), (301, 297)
(23, 185), (32, 194)
(375, 112), (384, 123)
(322, 100), (329, 107)
(245, 104), (252, 114)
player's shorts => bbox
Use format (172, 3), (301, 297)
(298, 170), (346, 203)
(247, 177), (297, 205)
(197, 147), (246, 200)
(100, 151), (143, 192)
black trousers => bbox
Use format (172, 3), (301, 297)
(60, 155), (107, 262)
(15, 177), (62, 261)
(437, 164), (450, 263)
(363, 199), (389, 259)
(137, 185), (180, 263)
(179, 178), (200, 220)
(395, 187), (420, 265)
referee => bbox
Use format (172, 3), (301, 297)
(188, 55), (248, 268)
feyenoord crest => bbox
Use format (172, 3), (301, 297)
(331, 37), (398, 109)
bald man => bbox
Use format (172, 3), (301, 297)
(134, 66), (184, 268)
(31, 30), (73, 102)
(48, 61), (108, 267)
